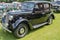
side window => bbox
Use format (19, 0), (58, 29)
(49, 4), (52, 8)
(34, 3), (43, 13)
(44, 3), (50, 12)
(35, 5), (39, 9)
(38, 3), (43, 9)
(33, 4), (39, 13)
(44, 4), (49, 9)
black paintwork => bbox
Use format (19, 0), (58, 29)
(2, 1), (55, 31)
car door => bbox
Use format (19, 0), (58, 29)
(29, 3), (46, 25)
(43, 3), (51, 22)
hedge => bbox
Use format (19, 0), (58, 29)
(0, 0), (50, 3)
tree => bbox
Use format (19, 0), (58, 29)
(0, 0), (51, 3)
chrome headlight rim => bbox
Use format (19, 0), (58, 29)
(9, 15), (13, 20)
(2, 12), (7, 17)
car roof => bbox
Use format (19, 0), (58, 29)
(25, 1), (51, 4)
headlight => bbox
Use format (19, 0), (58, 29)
(9, 15), (13, 20)
(2, 12), (6, 17)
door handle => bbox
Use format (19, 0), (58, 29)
(42, 12), (45, 15)
(32, 13), (35, 15)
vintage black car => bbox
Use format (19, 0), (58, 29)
(2, 1), (55, 38)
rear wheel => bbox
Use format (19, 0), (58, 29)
(47, 16), (53, 25)
(13, 23), (28, 38)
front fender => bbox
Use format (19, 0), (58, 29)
(12, 18), (32, 29)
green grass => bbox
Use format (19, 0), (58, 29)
(0, 13), (60, 40)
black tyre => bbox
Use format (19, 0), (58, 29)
(13, 23), (28, 38)
(47, 16), (53, 25)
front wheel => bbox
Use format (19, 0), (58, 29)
(47, 16), (53, 25)
(13, 23), (28, 38)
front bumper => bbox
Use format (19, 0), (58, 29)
(2, 17), (12, 33)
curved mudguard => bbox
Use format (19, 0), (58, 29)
(12, 18), (32, 29)
(49, 12), (55, 19)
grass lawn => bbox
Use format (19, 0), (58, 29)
(0, 13), (60, 40)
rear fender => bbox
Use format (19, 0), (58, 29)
(49, 12), (55, 19)
(51, 14), (55, 19)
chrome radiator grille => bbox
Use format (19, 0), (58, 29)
(2, 15), (9, 27)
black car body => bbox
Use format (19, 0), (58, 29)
(2, 1), (55, 38)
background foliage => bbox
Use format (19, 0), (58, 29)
(0, 0), (50, 3)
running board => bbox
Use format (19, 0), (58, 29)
(33, 22), (48, 28)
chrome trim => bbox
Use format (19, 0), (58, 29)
(2, 25), (12, 33)
(2, 16), (12, 33)
(33, 22), (48, 28)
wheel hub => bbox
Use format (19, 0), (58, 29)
(20, 28), (25, 34)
